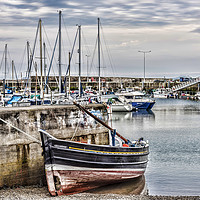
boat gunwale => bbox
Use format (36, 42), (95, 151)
(47, 138), (149, 150)
(39, 129), (149, 154)
(50, 145), (149, 156)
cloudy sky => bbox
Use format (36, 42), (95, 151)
(0, 0), (200, 79)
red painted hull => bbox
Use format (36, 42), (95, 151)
(46, 168), (145, 196)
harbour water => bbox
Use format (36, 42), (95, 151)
(109, 98), (200, 196)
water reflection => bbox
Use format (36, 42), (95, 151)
(132, 109), (155, 118)
(111, 98), (200, 196)
(108, 110), (155, 122)
(86, 175), (146, 195)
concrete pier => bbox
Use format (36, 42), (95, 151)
(0, 104), (108, 188)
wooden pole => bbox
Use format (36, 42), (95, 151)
(73, 101), (129, 143)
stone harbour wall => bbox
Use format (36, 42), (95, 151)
(0, 104), (109, 188)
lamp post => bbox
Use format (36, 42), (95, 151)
(138, 50), (151, 88)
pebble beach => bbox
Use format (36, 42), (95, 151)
(0, 186), (199, 200)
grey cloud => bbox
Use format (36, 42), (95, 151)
(0, 0), (200, 29)
(191, 28), (200, 33)
(0, 37), (16, 42)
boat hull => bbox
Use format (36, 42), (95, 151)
(45, 165), (145, 196)
(116, 91), (155, 110)
(131, 101), (155, 110)
(40, 130), (149, 196)
(153, 94), (169, 98)
(111, 104), (132, 112)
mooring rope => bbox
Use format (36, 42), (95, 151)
(0, 118), (41, 144)
(71, 121), (80, 141)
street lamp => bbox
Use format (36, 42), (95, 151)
(138, 50), (151, 87)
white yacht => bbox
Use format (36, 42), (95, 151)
(116, 91), (155, 110)
(153, 88), (170, 98)
(101, 95), (132, 112)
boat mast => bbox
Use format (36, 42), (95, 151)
(12, 60), (14, 90)
(43, 42), (47, 93)
(5, 44), (7, 81)
(78, 25), (81, 97)
(27, 41), (31, 92)
(39, 19), (43, 99)
(68, 52), (71, 97)
(35, 62), (38, 105)
(98, 18), (101, 96)
(58, 10), (62, 93)
(3, 44), (7, 97)
(27, 41), (30, 75)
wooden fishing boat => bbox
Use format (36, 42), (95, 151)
(40, 102), (149, 196)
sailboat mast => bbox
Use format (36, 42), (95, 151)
(97, 18), (101, 95)
(27, 41), (31, 92)
(58, 10), (62, 93)
(27, 41), (30, 73)
(43, 42), (46, 93)
(68, 52), (71, 97)
(35, 62), (38, 105)
(39, 19), (43, 98)
(12, 60), (14, 90)
(5, 44), (7, 81)
(78, 25), (81, 97)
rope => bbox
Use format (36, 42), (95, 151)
(100, 23), (117, 77)
(24, 20), (40, 95)
(44, 32), (59, 89)
(18, 44), (27, 83)
(0, 118), (41, 144)
(89, 36), (98, 76)
(71, 121), (80, 141)
(63, 27), (79, 85)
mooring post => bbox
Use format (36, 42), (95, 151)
(110, 129), (116, 146)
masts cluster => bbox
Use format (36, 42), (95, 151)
(0, 11), (104, 100)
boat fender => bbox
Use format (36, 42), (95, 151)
(140, 141), (146, 146)
(122, 143), (129, 147)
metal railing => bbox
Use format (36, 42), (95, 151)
(170, 77), (200, 92)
